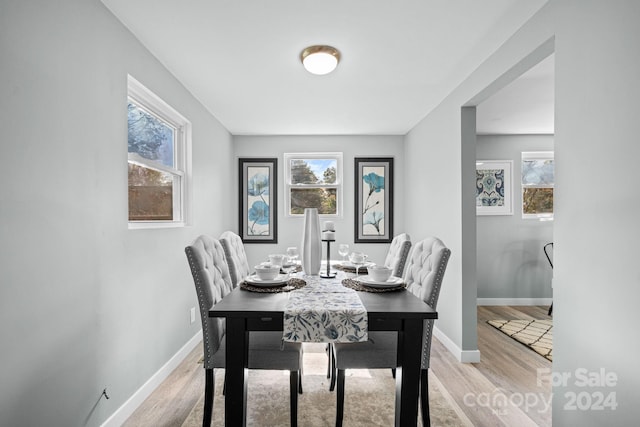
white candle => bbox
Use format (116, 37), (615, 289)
(322, 231), (335, 240)
(324, 221), (335, 231)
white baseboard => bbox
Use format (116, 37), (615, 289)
(101, 331), (202, 427)
(477, 298), (552, 306)
(433, 326), (481, 363)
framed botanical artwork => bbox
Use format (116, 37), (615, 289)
(355, 157), (393, 243)
(476, 160), (513, 215)
(239, 158), (277, 243)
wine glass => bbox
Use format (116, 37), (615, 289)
(281, 247), (299, 290)
(338, 244), (350, 262)
(349, 252), (368, 276)
(286, 247), (299, 266)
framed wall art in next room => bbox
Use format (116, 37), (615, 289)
(476, 160), (513, 216)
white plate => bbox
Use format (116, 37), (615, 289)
(339, 261), (375, 270)
(260, 262), (296, 269)
(357, 275), (404, 288)
(245, 274), (289, 287)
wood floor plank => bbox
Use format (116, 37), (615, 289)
(123, 344), (204, 427)
(427, 306), (552, 427)
(124, 306), (552, 426)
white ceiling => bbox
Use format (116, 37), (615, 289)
(476, 53), (554, 134)
(102, 0), (551, 135)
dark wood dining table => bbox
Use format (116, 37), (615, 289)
(209, 272), (437, 426)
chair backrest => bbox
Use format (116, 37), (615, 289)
(185, 235), (234, 368)
(220, 231), (251, 287)
(403, 236), (451, 369)
(383, 233), (412, 277)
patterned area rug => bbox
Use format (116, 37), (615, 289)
(184, 344), (472, 426)
(487, 319), (553, 361)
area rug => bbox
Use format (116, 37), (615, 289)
(184, 344), (471, 426)
(487, 319), (553, 361)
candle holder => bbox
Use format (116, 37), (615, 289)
(320, 231), (337, 279)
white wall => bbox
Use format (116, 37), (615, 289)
(0, 1), (233, 426)
(233, 135), (405, 267)
(552, 1), (640, 425)
(405, 1), (640, 424)
(476, 134), (554, 302)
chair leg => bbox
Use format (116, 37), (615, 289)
(391, 368), (396, 379)
(299, 351), (304, 394)
(329, 345), (337, 391)
(326, 344), (332, 378)
(203, 369), (214, 427)
(420, 369), (430, 427)
(335, 369), (345, 427)
(548, 302), (553, 316)
(327, 344), (336, 391)
(290, 370), (299, 427)
(329, 345), (338, 391)
(298, 370), (303, 394)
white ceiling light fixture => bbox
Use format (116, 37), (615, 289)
(300, 45), (341, 75)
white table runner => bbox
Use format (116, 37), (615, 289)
(283, 274), (368, 343)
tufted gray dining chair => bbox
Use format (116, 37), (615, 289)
(326, 233), (413, 389)
(331, 236), (451, 427)
(383, 233), (412, 278)
(219, 230), (252, 287)
(185, 235), (303, 427)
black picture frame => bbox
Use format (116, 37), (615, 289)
(354, 157), (393, 243)
(239, 158), (277, 243)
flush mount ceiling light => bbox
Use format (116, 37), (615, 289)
(300, 45), (341, 75)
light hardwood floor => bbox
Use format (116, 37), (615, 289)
(123, 306), (552, 426)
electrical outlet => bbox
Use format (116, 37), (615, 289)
(190, 307), (196, 324)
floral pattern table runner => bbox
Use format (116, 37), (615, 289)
(283, 274), (368, 343)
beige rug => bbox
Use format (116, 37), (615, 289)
(184, 344), (471, 426)
(487, 319), (553, 361)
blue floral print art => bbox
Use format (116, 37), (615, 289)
(248, 173), (269, 197)
(363, 172), (384, 195)
(247, 169), (270, 235)
(248, 200), (269, 226)
(362, 171), (385, 235)
(363, 211), (384, 234)
(476, 169), (505, 206)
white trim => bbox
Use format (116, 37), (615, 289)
(477, 298), (553, 306)
(128, 221), (186, 230)
(127, 75), (192, 228)
(433, 326), (481, 363)
(100, 332), (201, 427)
(522, 151), (554, 160)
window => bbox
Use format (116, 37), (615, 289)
(284, 152), (343, 216)
(522, 151), (554, 220)
(127, 76), (191, 228)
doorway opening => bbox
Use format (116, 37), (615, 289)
(460, 38), (555, 359)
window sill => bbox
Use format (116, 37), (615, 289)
(128, 221), (186, 230)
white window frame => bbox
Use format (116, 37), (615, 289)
(521, 151), (554, 221)
(284, 152), (343, 217)
(127, 75), (192, 229)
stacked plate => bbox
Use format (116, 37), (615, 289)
(356, 275), (404, 289)
(244, 274), (290, 287)
(259, 261), (297, 272)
